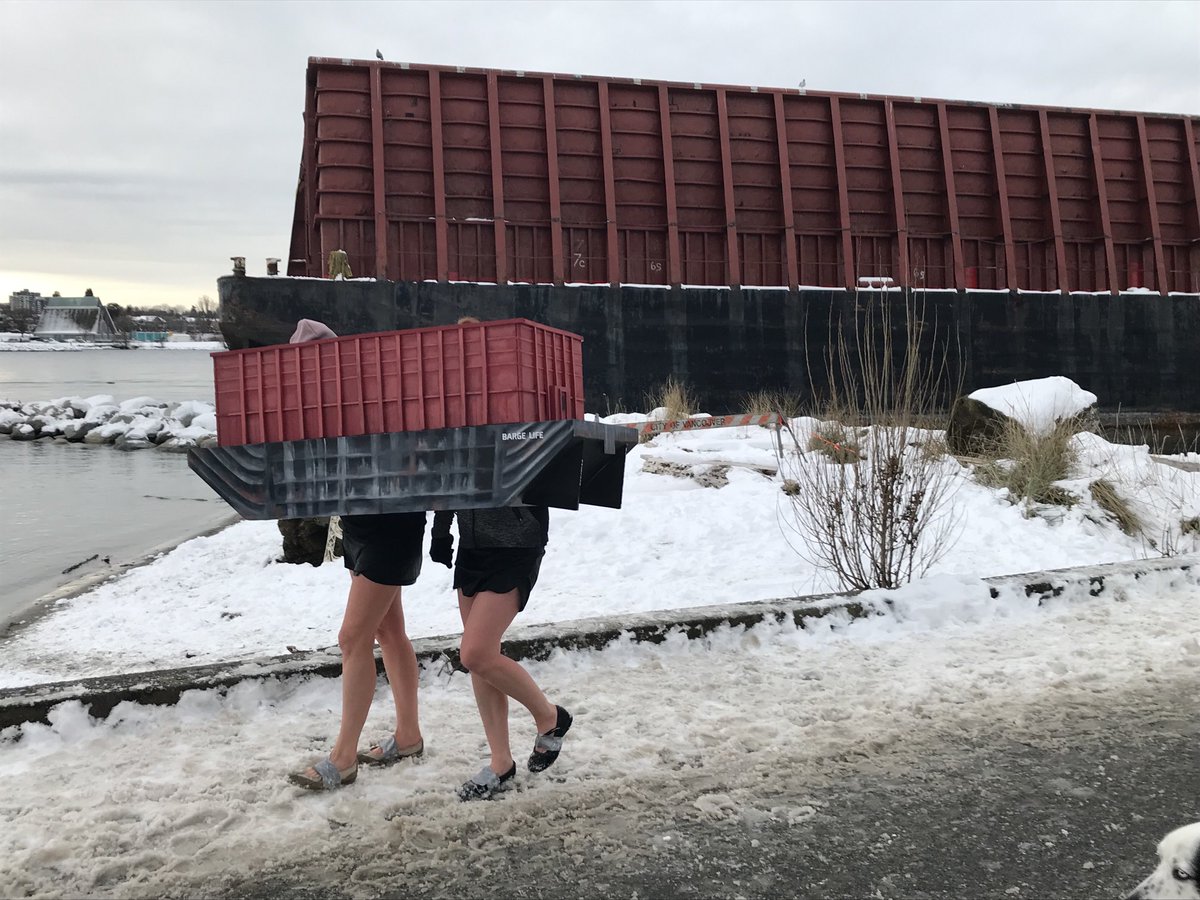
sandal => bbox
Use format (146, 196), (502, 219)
(528, 705), (573, 773)
(457, 762), (517, 802)
(357, 735), (424, 767)
(288, 756), (358, 791)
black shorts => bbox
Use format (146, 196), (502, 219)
(340, 512), (426, 586)
(454, 547), (545, 612)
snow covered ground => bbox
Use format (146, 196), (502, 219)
(1, 378), (1199, 895)
(0, 565), (1196, 898)
(2, 381), (1199, 686)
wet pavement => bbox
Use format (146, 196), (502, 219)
(194, 679), (1197, 900)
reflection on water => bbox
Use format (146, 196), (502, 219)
(0, 348), (216, 404)
(0, 350), (231, 625)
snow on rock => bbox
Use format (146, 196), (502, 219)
(0, 395), (218, 449)
(969, 376), (1098, 435)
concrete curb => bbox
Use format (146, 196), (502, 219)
(0, 555), (1194, 731)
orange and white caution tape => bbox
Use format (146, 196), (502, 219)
(623, 412), (785, 436)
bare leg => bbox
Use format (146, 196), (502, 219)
(459, 592), (512, 773)
(458, 588), (558, 763)
(375, 596), (422, 749)
(310, 574), (405, 773)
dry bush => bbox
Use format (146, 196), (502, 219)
(1181, 516), (1200, 536)
(973, 417), (1080, 507)
(1088, 478), (1143, 536)
(649, 376), (696, 421)
(744, 389), (804, 419)
(777, 290), (962, 591)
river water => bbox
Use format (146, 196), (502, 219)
(0, 350), (237, 627)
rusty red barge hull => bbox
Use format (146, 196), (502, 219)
(221, 58), (1200, 415)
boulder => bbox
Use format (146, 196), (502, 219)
(83, 428), (117, 445)
(114, 434), (154, 451)
(0, 409), (24, 435)
(278, 518), (342, 566)
(62, 420), (99, 442)
(946, 396), (1015, 456)
(11, 423), (39, 441)
(30, 415), (64, 437)
(157, 436), (197, 453)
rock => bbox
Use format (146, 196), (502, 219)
(62, 420), (99, 442)
(30, 415), (64, 437)
(0, 410), (24, 435)
(11, 423), (39, 441)
(157, 436), (196, 453)
(946, 396), (1015, 456)
(83, 428), (117, 445)
(114, 434), (154, 451)
(278, 518), (341, 566)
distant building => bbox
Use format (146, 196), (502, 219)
(32, 297), (119, 342)
(9, 289), (46, 314)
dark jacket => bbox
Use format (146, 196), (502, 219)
(432, 507), (550, 550)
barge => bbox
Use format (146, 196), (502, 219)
(219, 57), (1200, 415)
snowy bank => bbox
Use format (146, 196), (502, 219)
(2, 410), (1199, 686)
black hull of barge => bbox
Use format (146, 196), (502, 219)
(217, 276), (1200, 416)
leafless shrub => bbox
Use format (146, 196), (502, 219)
(776, 290), (962, 591)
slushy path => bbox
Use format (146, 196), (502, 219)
(1, 570), (1196, 898)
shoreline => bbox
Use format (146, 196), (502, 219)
(0, 513), (243, 639)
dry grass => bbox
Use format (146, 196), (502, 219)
(601, 394), (629, 417)
(1088, 478), (1143, 536)
(806, 422), (862, 463)
(918, 434), (950, 462)
(744, 389), (804, 419)
(1103, 414), (1200, 457)
(650, 376), (696, 421)
(974, 418), (1079, 507)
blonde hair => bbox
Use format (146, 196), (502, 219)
(457, 315), (481, 325)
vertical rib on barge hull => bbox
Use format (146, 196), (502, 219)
(218, 275), (1200, 414)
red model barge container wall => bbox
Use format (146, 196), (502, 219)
(286, 58), (1200, 295)
(213, 319), (584, 446)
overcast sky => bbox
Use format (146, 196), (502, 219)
(2, 0), (1197, 311)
